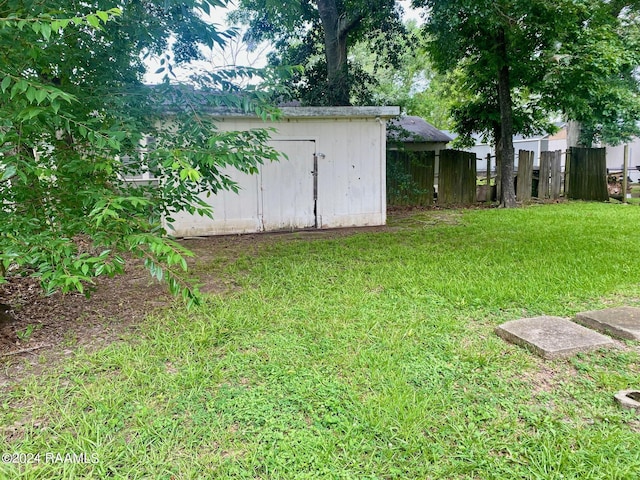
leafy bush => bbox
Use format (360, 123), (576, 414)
(0, 3), (282, 305)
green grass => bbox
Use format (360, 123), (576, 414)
(2, 202), (640, 479)
(629, 185), (640, 205)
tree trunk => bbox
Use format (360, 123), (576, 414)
(493, 122), (502, 202)
(316, 0), (352, 105)
(496, 28), (516, 208)
(567, 120), (582, 147)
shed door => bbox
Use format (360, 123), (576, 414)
(260, 140), (316, 231)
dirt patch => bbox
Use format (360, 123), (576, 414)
(0, 260), (172, 389)
(518, 363), (565, 396)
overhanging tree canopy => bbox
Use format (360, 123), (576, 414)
(233, 0), (404, 105)
(543, 0), (640, 146)
(0, 1), (281, 303)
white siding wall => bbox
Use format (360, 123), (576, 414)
(169, 110), (393, 237)
(169, 167), (260, 236)
(606, 140), (640, 183)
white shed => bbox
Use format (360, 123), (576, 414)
(168, 106), (399, 237)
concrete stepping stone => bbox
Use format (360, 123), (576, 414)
(614, 390), (640, 411)
(574, 307), (640, 341)
(496, 316), (614, 359)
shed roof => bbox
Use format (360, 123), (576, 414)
(389, 116), (452, 143)
(216, 106), (399, 119)
(145, 85), (400, 119)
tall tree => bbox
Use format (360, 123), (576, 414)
(417, 0), (570, 207)
(232, 0), (404, 105)
(0, 1), (280, 303)
(419, 0), (640, 190)
(544, 0), (640, 146)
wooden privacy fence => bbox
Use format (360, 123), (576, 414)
(386, 146), (610, 207)
(439, 149), (477, 205)
(567, 147), (608, 201)
(386, 150), (435, 206)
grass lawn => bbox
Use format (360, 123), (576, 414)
(2, 202), (640, 479)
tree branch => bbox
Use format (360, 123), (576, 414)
(338, 11), (364, 37)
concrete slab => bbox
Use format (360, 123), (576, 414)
(574, 307), (640, 341)
(614, 390), (640, 411)
(495, 316), (614, 359)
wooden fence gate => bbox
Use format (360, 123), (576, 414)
(567, 147), (608, 201)
(438, 149), (477, 205)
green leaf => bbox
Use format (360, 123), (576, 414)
(86, 15), (101, 29)
(1, 165), (16, 181)
(25, 86), (36, 103)
(96, 11), (110, 23)
(34, 88), (48, 104)
(0, 76), (11, 93)
(9, 83), (19, 99)
(17, 107), (44, 120)
(40, 23), (51, 41)
(51, 19), (70, 32)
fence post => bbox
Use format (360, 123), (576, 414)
(623, 144), (629, 204)
(486, 153), (491, 203)
(495, 150), (501, 202)
(550, 150), (562, 199)
(564, 149), (571, 196)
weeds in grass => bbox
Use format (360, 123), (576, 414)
(1, 203), (640, 479)
(15, 325), (39, 343)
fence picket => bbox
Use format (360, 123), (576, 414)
(539, 151), (551, 199)
(516, 150), (534, 202)
(550, 150), (562, 199)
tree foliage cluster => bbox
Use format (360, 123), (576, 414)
(1, 1), (282, 303)
(347, 22), (455, 130)
(544, 0), (640, 145)
(232, 0), (406, 105)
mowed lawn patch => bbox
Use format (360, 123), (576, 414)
(2, 202), (640, 479)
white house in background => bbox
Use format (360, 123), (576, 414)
(606, 139), (640, 183)
(167, 106), (399, 237)
(443, 127), (565, 173)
